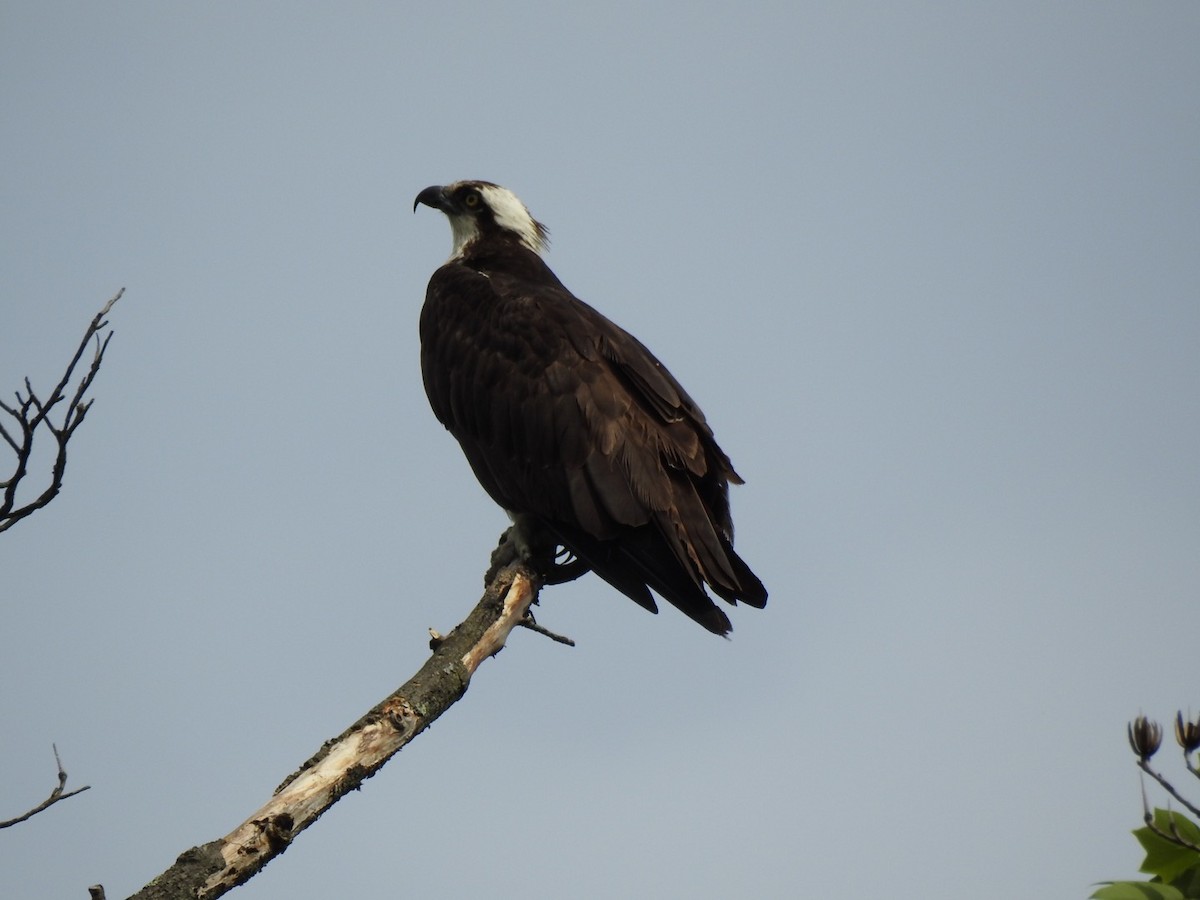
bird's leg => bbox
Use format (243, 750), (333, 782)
(483, 517), (579, 647)
(487, 525), (521, 580)
(486, 514), (590, 586)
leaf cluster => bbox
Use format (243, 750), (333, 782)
(1092, 809), (1200, 898)
(1095, 710), (1200, 899)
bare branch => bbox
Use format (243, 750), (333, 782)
(0, 413), (20, 453)
(0, 288), (123, 533)
(1137, 758), (1200, 821)
(0, 744), (91, 829)
(128, 545), (570, 899)
(518, 610), (576, 646)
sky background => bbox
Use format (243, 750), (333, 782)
(2, 3), (1198, 898)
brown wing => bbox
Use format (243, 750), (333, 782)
(420, 251), (766, 634)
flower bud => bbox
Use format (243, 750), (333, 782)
(1128, 715), (1162, 760)
(1175, 712), (1200, 754)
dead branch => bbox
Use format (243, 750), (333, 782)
(0, 288), (123, 533)
(123, 553), (568, 900)
(518, 609), (577, 646)
(0, 744), (91, 829)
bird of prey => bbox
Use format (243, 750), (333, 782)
(414, 180), (766, 635)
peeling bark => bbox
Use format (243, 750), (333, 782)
(126, 562), (546, 900)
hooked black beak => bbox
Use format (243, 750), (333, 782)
(413, 185), (449, 213)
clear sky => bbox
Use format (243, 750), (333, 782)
(2, 3), (1198, 898)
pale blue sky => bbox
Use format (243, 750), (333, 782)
(2, 3), (1198, 898)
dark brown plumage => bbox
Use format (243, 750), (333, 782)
(414, 180), (766, 635)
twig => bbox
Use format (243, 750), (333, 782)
(0, 288), (123, 533)
(1140, 799), (1200, 854)
(128, 538), (573, 900)
(1138, 758), (1200, 821)
(518, 610), (576, 646)
(0, 744), (91, 829)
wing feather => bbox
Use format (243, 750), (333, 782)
(420, 249), (766, 634)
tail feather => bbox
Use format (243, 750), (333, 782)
(550, 521), (764, 636)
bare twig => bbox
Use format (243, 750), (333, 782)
(128, 540), (572, 900)
(1137, 758), (1200, 821)
(0, 744), (91, 829)
(518, 610), (576, 646)
(0, 288), (123, 533)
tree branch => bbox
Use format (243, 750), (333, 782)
(518, 609), (577, 646)
(0, 288), (123, 533)
(1138, 758), (1200, 821)
(124, 554), (566, 900)
(0, 744), (91, 829)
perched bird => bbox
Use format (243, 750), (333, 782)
(414, 180), (766, 635)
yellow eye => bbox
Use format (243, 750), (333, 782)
(463, 191), (481, 208)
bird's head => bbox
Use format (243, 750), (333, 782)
(414, 180), (549, 259)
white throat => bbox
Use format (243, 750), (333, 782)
(448, 215), (482, 259)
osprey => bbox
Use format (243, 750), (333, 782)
(414, 180), (766, 635)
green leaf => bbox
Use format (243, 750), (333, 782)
(1135, 810), (1200, 882)
(1090, 883), (1185, 900)
(1167, 864), (1200, 898)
